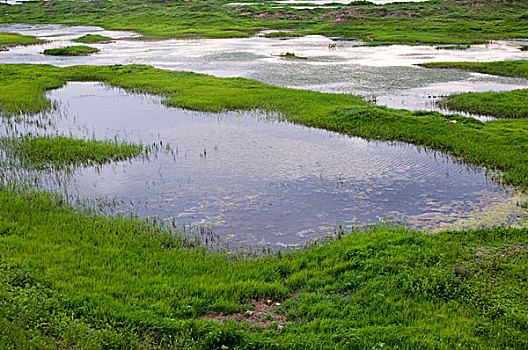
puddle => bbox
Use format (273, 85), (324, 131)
(2, 82), (524, 247)
(1, 24), (527, 118)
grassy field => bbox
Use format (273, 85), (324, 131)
(0, 32), (44, 50)
(1, 63), (528, 189)
(420, 60), (528, 118)
(1, 188), (527, 349)
(43, 45), (100, 56)
(0, 0), (527, 44)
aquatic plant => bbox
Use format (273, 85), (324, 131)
(0, 135), (146, 170)
(435, 44), (471, 50)
(273, 52), (308, 59)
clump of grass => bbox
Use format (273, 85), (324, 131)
(520, 45), (528, 51)
(435, 44), (471, 50)
(0, 135), (146, 170)
(72, 34), (113, 44)
(43, 45), (100, 56)
(273, 52), (308, 59)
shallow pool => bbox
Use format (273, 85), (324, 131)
(4, 82), (523, 247)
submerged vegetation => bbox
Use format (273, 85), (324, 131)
(72, 34), (113, 44)
(0, 32), (44, 51)
(42, 45), (100, 56)
(0, 135), (145, 170)
(0, 0), (527, 44)
(1, 188), (527, 349)
(1, 63), (528, 189)
(420, 60), (528, 118)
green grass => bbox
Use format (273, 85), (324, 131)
(42, 45), (100, 56)
(420, 60), (528, 118)
(72, 34), (113, 44)
(1, 63), (528, 189)
(1, 188), (527, 348)
(0, 0), (527, 44)
(0, 32), (44, 50)
(0, 135), (146, 170)
(438, 89), (528, 119)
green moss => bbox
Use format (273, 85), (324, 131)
(43, 45), (100, 56)
(72, 34), (113, 44)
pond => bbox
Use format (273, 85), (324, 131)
(1, 24), (527, 119)
(3, 82), (523, 248)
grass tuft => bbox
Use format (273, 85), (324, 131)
(43, 45), (100, 56)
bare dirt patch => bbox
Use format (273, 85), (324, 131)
(204, 299), (288, 328)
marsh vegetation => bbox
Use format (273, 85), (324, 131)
(421, 60), (528, 118)
(0, 31), (44, 51)
(0, 0), (527, 348)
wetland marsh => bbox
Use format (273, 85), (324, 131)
(1, 23), (527, 116)
(1, 0), (528, 348)
(3, 81), (522, 247)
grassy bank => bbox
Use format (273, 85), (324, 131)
(420, 60), (528, 118)
(43, 45), (100, 56)
(0, 135), (145, 170)
(0, 32), (44, 50)
(1, 63), (528, 189)
(0, 0), (527, 44)
(1, 188), (527, 349)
